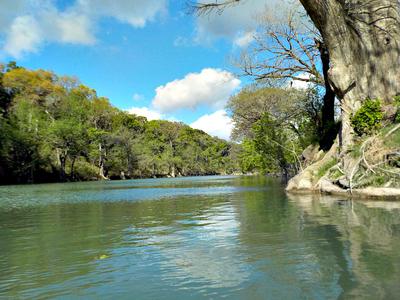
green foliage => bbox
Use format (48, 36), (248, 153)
(394, 96), (400, 123)
(329, 168), (343, 180)
(382, 124), (400, 149)
(0, 64), (240, 184)
(74, 160), (100, 180)
(317, 158), (338, 179)
(228, 86), (319, 176)
(351, 99), (383, 136)
(238, 139), (264, 173)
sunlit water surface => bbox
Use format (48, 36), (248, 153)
(0, 176), (400, 299)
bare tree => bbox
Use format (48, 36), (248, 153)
(236, 7), (337, 150)
(192, 0), (400, 172)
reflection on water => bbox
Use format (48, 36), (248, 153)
(0, 176), (399, 299)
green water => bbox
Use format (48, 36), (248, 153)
(0, 176), (400, 299)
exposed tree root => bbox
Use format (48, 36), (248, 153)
(287, 126), (400, 198)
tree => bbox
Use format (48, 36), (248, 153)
(198, 0), (400, 140)
(48, 119), (87, 181)
(196, 2), (338, 149)
(298, 0), (399, 147)
(227, 86), (320, 146)
(193, 0), (400, 178)
(0, 63), (243, 184)
(88, 97), (116, 179)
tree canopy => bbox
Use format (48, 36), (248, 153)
(0, 62), (240, 184)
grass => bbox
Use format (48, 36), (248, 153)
(349, 142), (362, 158)
(317, 158), (338, 179)
(382, 124), (400, 149)
(329, 168), (343, 180)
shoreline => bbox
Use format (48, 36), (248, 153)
(0, 173), (251, 187)
(287, 182), (400, 200)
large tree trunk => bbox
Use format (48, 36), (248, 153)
(300, 0), (400, 154)
(317, 40), (337, 151)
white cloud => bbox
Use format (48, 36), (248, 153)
(152, 68), (240, 113)
(0, 0), (31, 32)
(52, 12), (95, 45)
(132, 93), (144, 101)
(194, 0), (295, 46)
(289, 73), (313, 90)
(233, 31), (255, 48)
(194, 0), (266, 45)
(3, 15), (43, 58)
(127, 106), (163, 121)
(75, 0), (167, 28)
(0, 0), (167, 58)
(190, 110), (233, 140)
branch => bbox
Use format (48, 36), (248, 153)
(187, 0), (241, 15)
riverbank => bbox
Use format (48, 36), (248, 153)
(287, 182), (400, 200)
(0, 172), (254, 186)
(286, 135), (400, 199)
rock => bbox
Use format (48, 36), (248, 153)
(287, 142), (339, 192)
(353, 187), (400, 198)
(316, 179), (347, 195)
(301, 144), (324, 167)
(286, 171), (314, 191)
(338, 178), (350, 189)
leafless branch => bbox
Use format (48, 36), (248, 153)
(186, 0), (241, 16)
(234, 10), (323, 86)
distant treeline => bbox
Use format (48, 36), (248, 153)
(0, 62), (240, 184)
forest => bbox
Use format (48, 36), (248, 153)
(2, 0), (400, 193)
(0, 61), (325, 185)
(0, 62), (242, 184)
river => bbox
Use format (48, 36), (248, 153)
(0, 176), (399, 299)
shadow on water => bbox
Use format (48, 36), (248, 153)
(0, 176), (399, 299)
(287, 193), (400, 299)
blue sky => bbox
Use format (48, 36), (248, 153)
(0, 0), (281, 140)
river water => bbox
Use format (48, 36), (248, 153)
(0, 176), (399, 299)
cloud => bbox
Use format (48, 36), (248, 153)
(289, 73), (313, 90)
(194, 0), (266, 45)
(0, 0), (167, 58)
(194, 0), (295, 46)
(0, 0), (31, 31)
(50, 12), (95, 45)
(127, 106), (163, 121)
(3, 16), (43, 58)
(132, 93), (144, 101)
(190, 110), (233, 140)
(75, 0), (167, 28)
(233, 31), (255, 48)
(152, 68), (240, 113)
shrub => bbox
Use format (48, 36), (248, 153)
(351, 99), (383, 136)
(74, 160), (99, 180)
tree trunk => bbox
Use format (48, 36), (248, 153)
(59, 154), (66, 182)
(170, 164), (176, 178)
(70, 158), (76, 180)
(98, 142), (107, 180)
(300, 0), (400, 153)
(317, 40), (337, 151)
